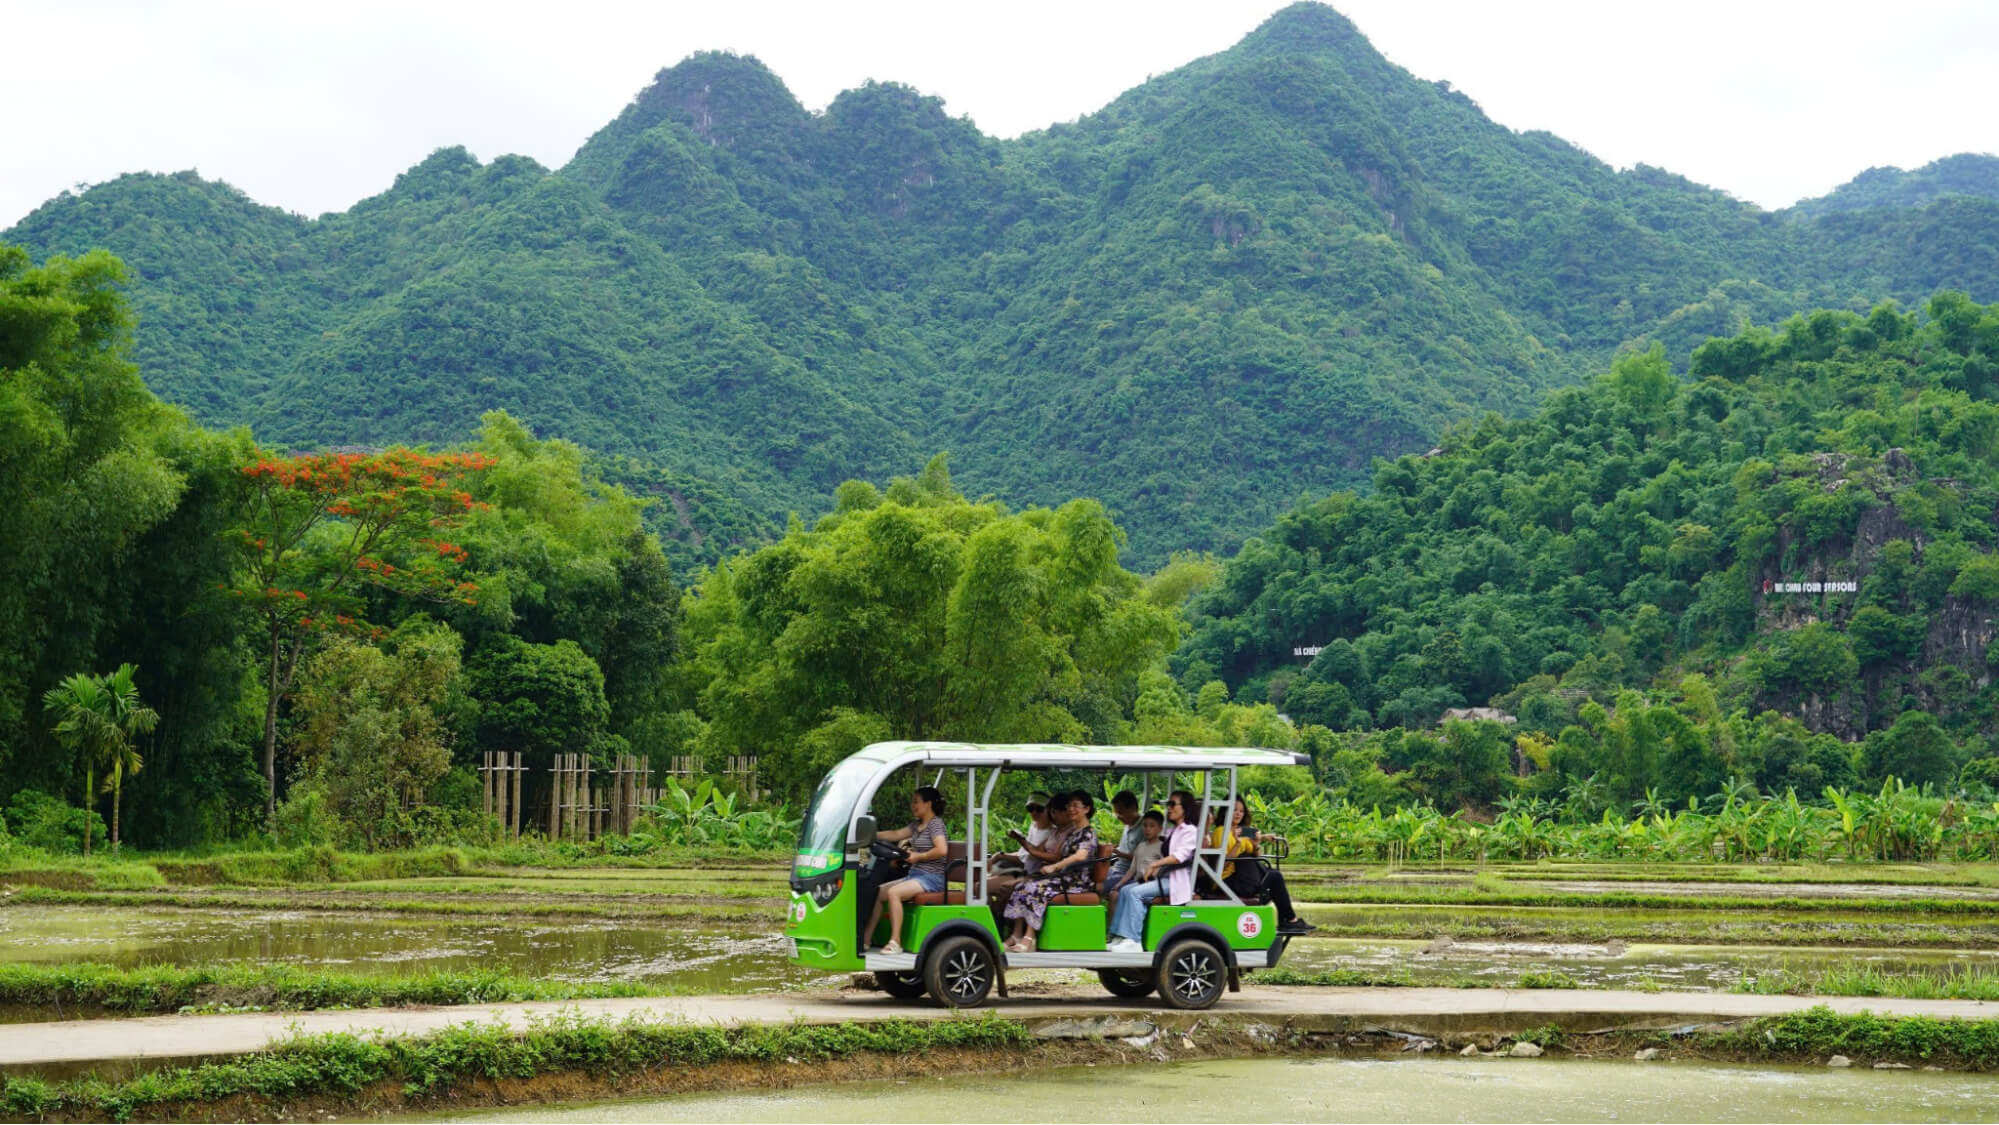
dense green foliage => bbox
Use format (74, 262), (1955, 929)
(1184, 294), (1999, 806)
(1249, 774), (1999, 863)
(0, 246), (259, 843)
(8, 6), (1998, 564)
(673, 455), (1181, 798)
(0, 247), (687, 847)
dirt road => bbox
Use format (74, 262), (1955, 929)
(4, 986), (1993, 1070)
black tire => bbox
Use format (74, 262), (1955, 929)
(875, 970), (928, 999)
(1155, 938), (1226, 1010)
(1098, 968), (1154, 999)
(924, 934), (996, 1009)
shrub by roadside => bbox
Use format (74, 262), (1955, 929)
(0, 964), (655, 1016)
(0, 1014), (1032, 1122)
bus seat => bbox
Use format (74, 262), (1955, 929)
(1047, 844), (1116, 906)
(1090, 843), (1112, 886)
(913, 842), (970, 906)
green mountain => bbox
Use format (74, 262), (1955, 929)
(9, 3), (1999, 564)
(1788, 154), (1999, 219)
(1179, 295), (1999, 773)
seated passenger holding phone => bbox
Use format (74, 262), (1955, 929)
(861, 786), (950, 955)
(988, 790), (1056, 913)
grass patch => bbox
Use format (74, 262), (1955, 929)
(3, 887), (778, 924)
(0, 1012), (1031, 1122)
(1294, 912), (1999, 948)
(1283, 881), (1999, 916)
(1, 844), (788, 893)
(1734, 964), (1999, 1002)
(1257, 968), (1422, 988)
(0, 963), (662, 1016)
(149, 846), (476, 886)
(1713, 1005), (1999, 1068)
(0, 858), (166, 891)
(1254, 968), (1589, 990)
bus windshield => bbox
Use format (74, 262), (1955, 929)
(793, 756), (878, 876)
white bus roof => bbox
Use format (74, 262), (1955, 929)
(850, 741), (1310, 771)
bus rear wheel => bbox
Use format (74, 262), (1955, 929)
(924, 934), (995, 1008)
(1097, 968), (1154, 999)
(875, 970), (927, 999)
(1155, 938), (1225, 1010)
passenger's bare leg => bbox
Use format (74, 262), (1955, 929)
(885, 879), (919, 946)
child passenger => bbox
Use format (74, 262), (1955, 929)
(1106, 810), (1165, 911)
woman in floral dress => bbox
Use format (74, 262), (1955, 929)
(1002, 791), (1098, 952)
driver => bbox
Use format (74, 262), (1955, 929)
(861, 786), (950, 955)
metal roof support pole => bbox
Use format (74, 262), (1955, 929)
(1192, 767), (1243, 906)
(972, 764), (1002, 908)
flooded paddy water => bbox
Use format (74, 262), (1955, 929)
(1280, 935), (1999, 990)
(9, 901), (1998, 1009)
(1295, 900), (1999, 947)
(408, 1055), (1999, 1123)
(11, 860), (1999, 1007)
(0, 906), (834, 996)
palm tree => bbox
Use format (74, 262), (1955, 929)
(42, 664), (158, 853)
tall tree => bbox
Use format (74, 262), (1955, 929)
(682, 456), (1178, 799)
(41, 663), (158, 852)
(290, 621), (461, 849)
(229, 447), (492, 825)
(0, 247), (183, 794)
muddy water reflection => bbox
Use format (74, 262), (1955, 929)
(1280, 936), (1999, 990)
(0, 907), (825, 992)
(416, 1056), (1999, 1123)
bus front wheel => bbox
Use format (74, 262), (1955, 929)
(1097, 968), (1154, 999)
(875, 970), (927, 999)
(924, 935), (996, 1008)
(1155, 938), (1225, 1010)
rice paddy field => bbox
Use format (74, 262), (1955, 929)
(8, 855), (1999, 1015)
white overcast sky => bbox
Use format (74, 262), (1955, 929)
(5, 0), (1997, 229)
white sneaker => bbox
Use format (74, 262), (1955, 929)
(1106, 938), (1142, 953)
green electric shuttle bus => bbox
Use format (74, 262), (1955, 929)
(785, 742), (1310, 1010)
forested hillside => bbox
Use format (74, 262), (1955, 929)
(1181, 294), (1999, 798)
(8, 4), (1997, 565)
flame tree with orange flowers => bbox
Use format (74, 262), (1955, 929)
(230, 448), (494, 826)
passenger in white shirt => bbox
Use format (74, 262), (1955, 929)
(988, 791), (1055, 913)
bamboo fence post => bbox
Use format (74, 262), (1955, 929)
(608, 756), (620, 836)
(570, 754), (580, 841)
(508, 752), (522, 839)
(546, 755), (560, 839)
(558, 753), (569, 841)
(615, 755), (629, 835)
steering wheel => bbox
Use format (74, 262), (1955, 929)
(868, 839), (907, 864)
